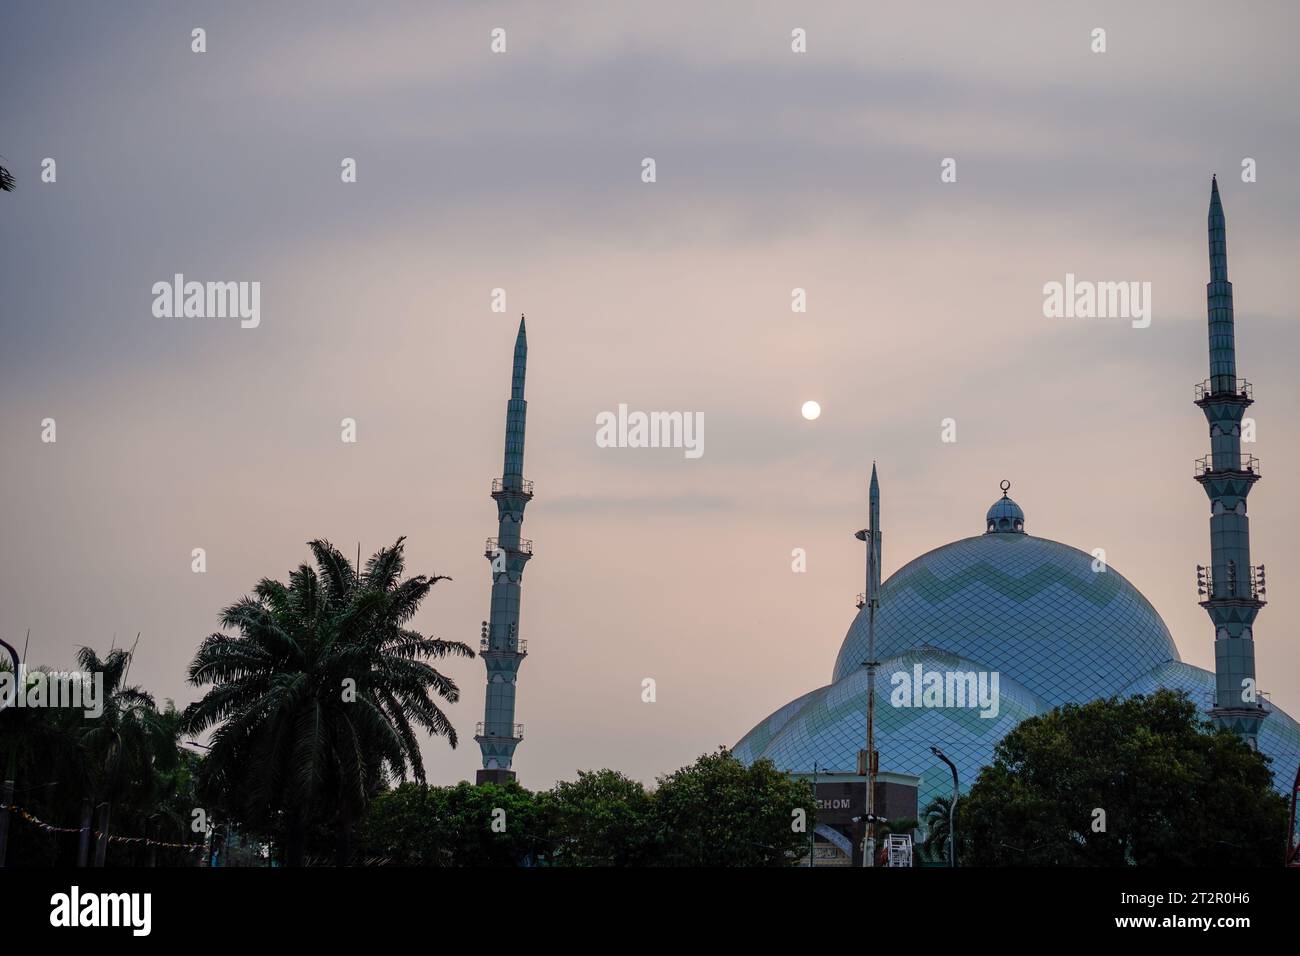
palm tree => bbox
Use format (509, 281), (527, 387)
(0, 663), (87, 866)
(183, 537), (473, 865)
(0, 158), (14, 192)
(920, 795), (953, 863)
(109, 703), (203, 866)
(75, 646), (177, 866)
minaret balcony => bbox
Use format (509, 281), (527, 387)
(1202, 690), (1271, 713)
(475, 722), (524, 741)
(1194, 378), (1253, 405)
(1194, 454), (1259, 479)
(1195, 563), (1266, 604)
(491, 477), (534, 499)
(854, 592), (879, 611)
(485, 537), (533, 557)
(480, 637), (528, 656)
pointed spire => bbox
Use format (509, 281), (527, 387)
(1209, 175), (1228, 282)
(510, 315), (528, 401)
(503, 319), (529, 483)
(1206, 177), (1237, 391)
(868, 463), (881, 599)
(868, 461), (880, 536)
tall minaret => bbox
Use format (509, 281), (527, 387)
(475, 317), (533, 784)
(854, 463), (882, 866)
(1195, 178), (1268, 746)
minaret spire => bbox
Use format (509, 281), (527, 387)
(1208, 175), (1228, 282)
(503, 316), (528, 486)
(855, 463), (882, 608)
(476, 316), (535, 784)
(868, 462), (881, 599)
(1207, 175), (1236, 394)
(1194, 180), (1267, 747)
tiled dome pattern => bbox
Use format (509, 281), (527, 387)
(736, 647), (1049, 810)
(832, 534), (1180, 705)
(738, 534), (1299, 802)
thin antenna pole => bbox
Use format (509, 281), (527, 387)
(121, 633), (141, 684)
(864, 537), (878, 868)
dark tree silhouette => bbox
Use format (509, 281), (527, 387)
(958, 690), (1287, 866)
(184, 537), (473, 865)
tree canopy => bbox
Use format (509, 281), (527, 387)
(957, 689), (1287, 866)
(361, 749), (813, 867)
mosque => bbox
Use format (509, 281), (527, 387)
(732, 180), (1300, 859)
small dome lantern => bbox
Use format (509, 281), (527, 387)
(986, 480), (1026, 534)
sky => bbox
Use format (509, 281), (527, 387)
(2, 0), (1298, 789)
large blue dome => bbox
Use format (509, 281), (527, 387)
(736, 490), (1298, 808)
(832, 532), (1180, 705)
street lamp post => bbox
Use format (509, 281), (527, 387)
(0, 637), (18, 698)
(809, 761), (819, 867)
(856, 491), (881, 869)
(0, 636), (22, 868)
(930, 746), (959, 867)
